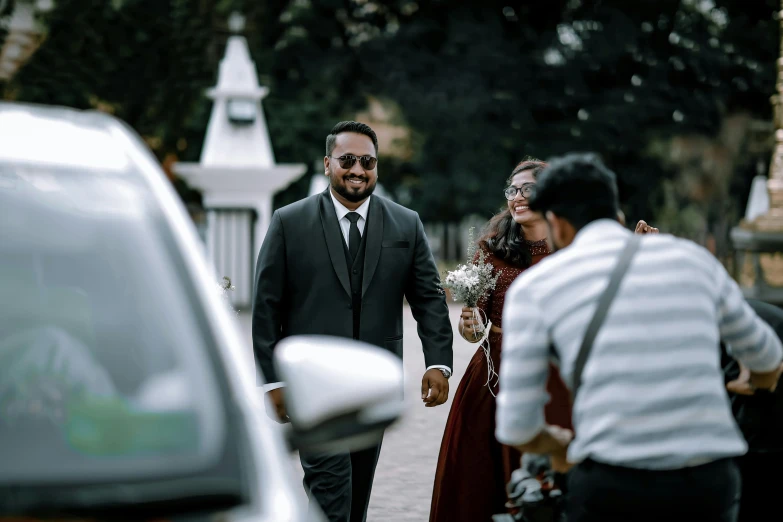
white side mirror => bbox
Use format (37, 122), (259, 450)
(274, 335), (404, 454)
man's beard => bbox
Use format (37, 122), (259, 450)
(330, 171), (377, 202)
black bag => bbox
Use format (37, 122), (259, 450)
(493, 236), (642, 522)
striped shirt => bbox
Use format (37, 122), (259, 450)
(496, 219), (783, 470)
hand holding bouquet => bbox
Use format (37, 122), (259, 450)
(441, 228), (501, 392)
(441, 228), (500, 340)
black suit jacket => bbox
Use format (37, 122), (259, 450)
(252, 188), (453, 383)
(722, 298), (783, 452)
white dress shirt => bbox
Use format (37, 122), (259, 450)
(262, 190), (450, 393)
(330, 189), (370, 247)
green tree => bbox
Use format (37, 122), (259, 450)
(7, 0), (216, 150)
(238, 0), (403, 208)
(5, 0), (781, 250)
(358, 0), (779, 237)
(0, 0), (12, 52)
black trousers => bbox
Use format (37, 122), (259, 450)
(566, 458), (741, 522)
(737, 451), (783, 522)
(299, 439), (383, 522)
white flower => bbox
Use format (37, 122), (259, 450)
(439, 228), (500, 309)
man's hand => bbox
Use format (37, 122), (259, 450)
(266, 387), (290, 423)
(635, 220), (659, 234)
(550, 452), (573, 473)
(753, 362), (783, 392)
(422, 368), (449, 407)
(459, 306), (484, 342)
(727, 363), (754, 395)
(546, 425), (574, 448)
(727, 361), (783, 395)
(546, 425), (574, 473)
(514, 424), (574, 471)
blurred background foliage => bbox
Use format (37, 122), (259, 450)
(2, 0), (781, 257)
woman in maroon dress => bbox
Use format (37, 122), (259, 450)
(429, 159), (573, 522)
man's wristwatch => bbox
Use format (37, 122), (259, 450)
(439, 369), (451, 379)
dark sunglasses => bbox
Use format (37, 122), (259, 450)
(330, 154), (378, 170)
(504, 183), (536, 201)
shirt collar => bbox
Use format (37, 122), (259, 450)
(571, 218), (630, 248)
(329, 189), (371, 222)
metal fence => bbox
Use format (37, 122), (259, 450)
(203, 208), (256, 309)
(424, 214), (488, 266)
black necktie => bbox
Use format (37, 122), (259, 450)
(346, 212), (361, 260)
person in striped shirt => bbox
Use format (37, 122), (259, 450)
(495, 152), (783, 522)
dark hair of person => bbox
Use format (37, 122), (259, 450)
(325, 121), (379, 156)
(529, 152), (619, 231)
(478, 159), (548, 268)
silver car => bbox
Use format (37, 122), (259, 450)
(0, 102), (404, 520)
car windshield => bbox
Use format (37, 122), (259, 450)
(0, 161), (226, 485)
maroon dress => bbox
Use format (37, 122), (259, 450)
(429, 240), (573, 522)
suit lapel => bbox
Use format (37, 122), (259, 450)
(362, 196), (383, 297)
(319, 189), (352, 297)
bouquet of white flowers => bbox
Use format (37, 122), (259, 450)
(441, 228), (501, 393)
(441, 227), (500, 310)
(442, 260), (496, 310)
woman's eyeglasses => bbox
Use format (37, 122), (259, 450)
(504, 183), (536, 201)
(330, 154), (378, 170)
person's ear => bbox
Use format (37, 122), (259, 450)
(546, 211), (577, 249)
(545, 211), (560, 242)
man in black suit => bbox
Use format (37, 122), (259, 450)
(252, 121), (454, 522)
(723, 298), (783, 522)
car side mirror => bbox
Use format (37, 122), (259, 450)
(274, 335), (404, 454)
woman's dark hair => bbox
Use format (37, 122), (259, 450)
(478, 158), (548, 268)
